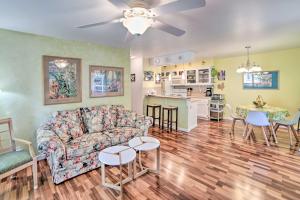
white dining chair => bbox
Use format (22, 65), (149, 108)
(244, 111), (278, 147)
(225, 104), (245, 135)
(273, 111), (300, 147)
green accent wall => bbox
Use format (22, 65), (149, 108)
(144, 96), (188, 130)
(0, 29), (130, 144)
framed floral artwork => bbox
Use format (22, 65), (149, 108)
(89, 65), (124, 97)
(43, 55), (82, 105)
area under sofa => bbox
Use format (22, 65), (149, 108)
(37, 105), (152, 184)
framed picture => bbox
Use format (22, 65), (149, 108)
(218, 70), (226, 81)
(243, 71), (279, 89)
(90, 66), (124, 97)
(43, 55), (82, 105)
(130, 74), (136, 82)
(144, 71), (154, 81)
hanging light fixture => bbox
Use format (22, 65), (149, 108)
(236, 46), (262, 73)
(121, 7), (155, 35)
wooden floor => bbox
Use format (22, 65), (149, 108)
(1, 120), (300, 200)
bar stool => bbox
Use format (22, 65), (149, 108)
(146, 104), (161, 127)
(298, 108), (300, 132)
(162, 106), (178, 132)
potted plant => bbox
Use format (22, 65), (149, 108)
(211, 67), (218, 83)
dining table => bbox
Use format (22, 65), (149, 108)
(236, 105), (289, 121)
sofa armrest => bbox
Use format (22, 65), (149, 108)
(134, 114), (153, 135)
(37, 125), (66, 170)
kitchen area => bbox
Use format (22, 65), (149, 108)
(144, 64), (225, 132)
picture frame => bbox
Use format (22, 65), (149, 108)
(217, 70), (226, 81)
(43, 55), (82, 105)
(243, 71), (279, 89)
(130, 73), (136, 82)
(89, 65), (124, 98)
(144, 71), (154, 81)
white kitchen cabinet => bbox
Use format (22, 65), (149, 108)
(196, 99), (210, 119)
(188, 101), (198, 130)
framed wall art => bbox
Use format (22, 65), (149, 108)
(217, 70), (226, 81)
(243, 71), (279, 89)
(130, 73), (136, 82)
(144, 71), (154, 81)
(43, 55), (82, 105)
(90, 65), (124, 97)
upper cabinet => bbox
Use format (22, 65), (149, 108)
(186, 69), (197, 84)
(197, 68), (211, 85)
(168, 67), (212, 86)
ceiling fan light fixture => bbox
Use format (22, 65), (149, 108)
(122, 7), (155, 35)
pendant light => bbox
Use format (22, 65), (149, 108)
(236, 46), (262, 73)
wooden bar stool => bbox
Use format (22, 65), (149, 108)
(162, 106), (178, 133)
(146, 104), (161, 128)
(298, 108), (300, 132)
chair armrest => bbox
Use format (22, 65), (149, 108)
(13, 137), (36, 157)
(37, 125), (66, 161)
(134, 114), (153, 134)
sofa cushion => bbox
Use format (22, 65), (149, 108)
(81, 106), (105, 133)
(51, 109), (84, 143)
(100, 105), (115, 130)
(117, 109), (137, 127)
(110, 105), (125, 126)
(105, 127), (144, 146)
(65, 132), (112, 160)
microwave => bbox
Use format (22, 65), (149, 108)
(211, 94), (224, 101)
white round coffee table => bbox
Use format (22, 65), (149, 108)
(128, 136), (160, 178)
(99, 146), (136, 199)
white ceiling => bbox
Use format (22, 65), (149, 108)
(1, 0), (300, 58)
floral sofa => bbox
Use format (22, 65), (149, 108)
(37, 105), (152, 184)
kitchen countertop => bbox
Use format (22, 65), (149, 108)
(146, 94), (191, 99)
(146, 94), (211, 101)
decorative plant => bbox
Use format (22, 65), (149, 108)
(211, 67), (218, 78)
(253, 95), (266, 108)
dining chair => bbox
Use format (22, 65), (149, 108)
(0, 118), (38, 189)
(273, 111), (300, 147)
(244, 111), (278, 147)
(225, 104), (245, 135)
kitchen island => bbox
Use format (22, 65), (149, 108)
(144, 95), (202, 132)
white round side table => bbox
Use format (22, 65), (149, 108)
(99, 145), (136, 199)
(128, 136), (160, 178)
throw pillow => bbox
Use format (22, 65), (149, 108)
(51, 109), (84, 143)
(81, 106), (105, 133)
(117, 109), (137, 127)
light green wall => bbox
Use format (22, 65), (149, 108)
(214, 48), (300, 117)
(144, 96), (188, 130)
(0, 29), (130, 144)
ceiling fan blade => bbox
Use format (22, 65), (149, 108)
(77, 17), (122, 29)
(152, 20), (186, 37)
(153, 0), (206, 16)
(108, 0), (130, 9)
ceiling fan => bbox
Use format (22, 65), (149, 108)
(77, 0), (206, 38)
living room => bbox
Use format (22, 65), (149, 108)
(1, 0), (300, 200)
